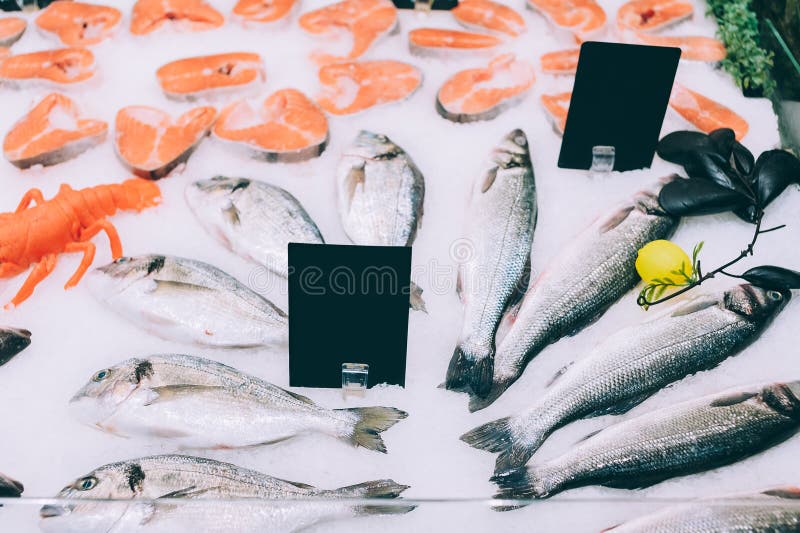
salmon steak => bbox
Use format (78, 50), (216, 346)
(213, 88), (328, 162)
(528, 0), (606, 42)
(669, 83), (749, 140)
(115, 105), (217, 179)
(0, 48), (96, 86)
(35, 2), (122, 46)
(0, 48), (9, 60)
(3, 93), (107, 169)
(0, 16), (26, 47)
(634, 32), (726, 62)
(540, 91), (571, 134)
(316, 60), (421, 115)
(436, 53), (534, 123)
(233, 0), (298, 23)
(130, 0), (225, 35)
(409, 28), (502, 57)
(540, 48), (579, 74)
(299, 0), (397, 64)
(452, 0), (525, 37)
(156, 52), (265, 101)
(616, 0), (693, 32)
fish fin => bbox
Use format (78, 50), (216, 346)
(344, 163), (366, 211)
(546, 362), (574, 388)
(598, 205), (635, 233)
(762, 487), (800, 499)
(409, 281), (427, 313)
(670, 297), (720, 317)
(144, 385), (226, 406)
(468, 378), (514, 412)
(338, 406), (408, 453)
(255, 435), (296, 446)
(481, 167), (498, 193)
(460, 417), (513, 453)
(108, 502), (155, 531)
(583, 392), (653, 418)
(575, 428), (604, 443)
(283, 389), (315, 405)
(150, 279), (215, 295)
(490, 467), (537, 508)
(221, 202), (240, 226)
(445, 347), (494, 397)
(327, 480), (414, 516)
(710, 391), (758, 407)
(601, 525), (621, 532)
(159, 485), (219, 499)
(600, 472), (673, 491)
(505, 254), (532, 310)
(274, 478), (315, 490)
(0, 473), (23, 497)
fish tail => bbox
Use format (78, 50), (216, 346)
(460, 417), (513, 453)
(409, 281), (427, 313)
(445, 346), (494, 397)
(490, 467), (538, 510)
(329, 479), (415, 516)
(339, 407), (408, 453)
(461, 415), (543, 473)
(467, 378), (513, 412)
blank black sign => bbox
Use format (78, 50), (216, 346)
(288, 243), (411, 388)
(558, 42), (681, 172)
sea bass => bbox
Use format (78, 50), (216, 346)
(39, 455), (413, 533)
(0, 326), (31, 366)
(605, 486), (800, 532)
(471, 176), (680, 410)
(493, 381), (800, 504)
(86, 255), (287, 347)
(445, 129), (536, 397)
(336, 130), (426, 310)
(186, 177), (324, 278)
(463, 285), (789, 470)
(71, 354), (407, 452)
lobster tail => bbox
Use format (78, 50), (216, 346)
(109, 179), (162, 212)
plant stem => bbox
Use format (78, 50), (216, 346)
(637, 211), (769, 307)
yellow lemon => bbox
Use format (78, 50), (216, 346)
(636, 240), (693, 284)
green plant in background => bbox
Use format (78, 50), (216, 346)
(707, 0), (777, 98)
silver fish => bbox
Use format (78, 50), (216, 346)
(86, 255), (287, 347)
(39, 455), (413, 533)
(0, 326), (31, 366)
(606, 486), (800, 532)
(445, 129), (537, 397)
(336, 130), (426, 311)
(185, 176), (324, 278)
(471, 176), (680, 410)
(70, 354), (407, 452)
(492, 381), (800, 504)
(0, 471), (23, 497)
(463, 285), (790, 470)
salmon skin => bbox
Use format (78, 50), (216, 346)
(299, 0), (397, 64)
(4, 93), (107, 169)
(233, 0), (299, 24)
(131, 0), (225, 35)
(540, 48), (579, 74)
(540, 92), (571, 134)
(408, 28), (502, 57)
(214, 88), (329, 163)
(452, 0), (526, 37)
(35, 2), (122, 46)
(670, 83), (749, 140)
(0, 47), (96, 86)
(156, 52), (265, 101)
(0, 16), (26, 48)
(317, 60), (421, 115)
(115, 105), (217, 179)
(437, 53), (534, 123)
(528, 0), (607, 42)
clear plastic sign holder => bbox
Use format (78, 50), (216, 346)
(341, 363), (369, 398)
(414, 0), (433, 15)
(590, 145), (616, 176)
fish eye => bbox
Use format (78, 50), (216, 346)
(768, 290), (783, 301)
(92, 369), (110, 382)
(115, 257), (129, 264)
(77, 477), (97, 491)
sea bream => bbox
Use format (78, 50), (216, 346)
(0, 326), (31, 366)
(445, 129), (536, 397)
(470, 176), (680, 411)
(39, 455), (414, 533)
(605, 486), (800, 532)
(463, 285), (790, 470)
(493, 381), (800, 505)
(186, 177), (324, 278)
(86, 255), (287, 347)
(70, 354), (407, 452)
(336, 130), (426, 310)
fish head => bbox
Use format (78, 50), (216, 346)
(40, 462), (148, 532)
(491, 129), (530, 170)
(760, 381), (800, 420)
(724, 284), (790, 322)
(349, 130), (399, 160)
(69, 359), (153, 426)
(186, 176), (250, 210)
(86, 255), (167, 296)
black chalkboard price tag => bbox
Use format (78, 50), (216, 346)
(391, 0), (458, 10)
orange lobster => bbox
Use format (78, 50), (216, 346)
(0, 179), (161, 308)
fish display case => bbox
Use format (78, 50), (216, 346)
(2, 0), (800, 532)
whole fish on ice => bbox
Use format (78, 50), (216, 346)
(336, 130), (426, 311)
(493, 381), (800, 504)
(71, 354), (407, 452)
(0, 327), (31, 366)
(463, 284), (790, 470)
(470, 176), (680, 410)
(445, 129), (536, 397)
(186, 177), (324, 278)
(87, 255), (287, 347)
(39, 454), (414, 533)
